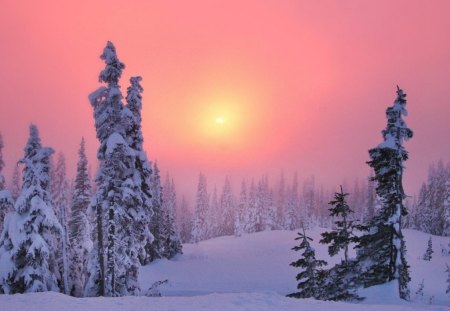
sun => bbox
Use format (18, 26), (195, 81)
(215, 117), (225, 125)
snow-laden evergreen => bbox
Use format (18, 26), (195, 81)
(68, 138), (92, 297)
(287, 227), (327, 299)
(219, 177), (235, 236)
(234, 180), (247, 237)
(9, 164), (21, 201)
(0, 125), (61, 294)
(177, 196), (193, 243)
(0, 133), (13, 234)
(50, 153), (71, 294)
(160, 176), (182, 258)
(85, 41), (150, 297)
(356, 86), (413, 300)
(192, 173), (209, 242)
(422, 237), (433, 261)
(147, 161), (163, 262)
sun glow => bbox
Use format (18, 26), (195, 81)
(215, 117), (225, 124)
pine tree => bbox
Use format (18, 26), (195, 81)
(50, 153), (71, 294)
(192, 173), (209, 242)
(364, 174), (376, 223)
(287, 227), (327, 299)
(147, 161), (162, 262)
(234, 180), (247, 237)
(177, 196), (193, 243)
(319, 186), (361, 301)
(422, 237), (433, 261)
(160, 176), (182, 258)
(276, 172), (287, 229)
(285, 173), (300, 230)
(68, 138), (92, 297)
(244, 179), (258, 233)
(219, 177), (236, 236)
(442, 172), (450, 236)
(0, 125), (61, 294)
(85, 41), (147, 297)
(208, 185), (220, 238)
(356, 86), (413, 300)
(415, 279), (425, 301)
(0, 133), (13, 234)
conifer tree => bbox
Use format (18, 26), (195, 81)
(442, 175), (450, 236)
(415, 279), (425, 301)
(320, 186), (359, 263)
(356, 86), (413, 300)
(319, 186), (361, 301)
(192, 173), (209, 242)
(68, 138), (92, 297)
(287, 227), (327, 299)
(0, 125), (61, 294)
(285, 173), (300, 230)
(220, 177), (235, 236)
(234, 180), (247, 237)
(177, 196), (193, 243)
(51, 153), (71, 294)
(160, 176), (182, 258)
(147, 161), (162, 262)
(422, 237), (433, 261)
(0, 133), (13, 234)
(85, 41), (148, 297)
(244, 179), (258, 233)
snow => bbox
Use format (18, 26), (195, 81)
(1, 228), (449, 310)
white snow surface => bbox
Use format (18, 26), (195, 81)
(1, 228), (449, 310)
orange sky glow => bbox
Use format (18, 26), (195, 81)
(0, 0), (449, 200)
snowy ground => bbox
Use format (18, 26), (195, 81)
(1, 228), (449, 310)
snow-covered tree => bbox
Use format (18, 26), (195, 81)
(234, 180), (247, 236)
(444, 177), (450, 236)
(192, 173), (209, 242)
(415, 279), (425, 301)
(285, 173), (300, 230)
(50, 153), (71, 294)
(320, 186), (359, 264)
(208, 185), (220, 238)
(276, 172), (287, 229)
(422, 237), (433, 261)
(147, 161), (162, 263)
(68, 138), (92, 297)
(287, 227), (327, 299)
(177, 196), (193, 243)
(356, 86), (413, 300)
(219, 177), (235, 236)
(302, 175), (316, 224)
(85, 41), (148, 297)
(160, 176), (182, 258)
(0, 133), (13, 234)
(243, 179), (258, 234)
(0, 125), (61, 294)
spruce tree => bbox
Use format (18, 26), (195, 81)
(68, 138), (92, 297)
(234, 180), (247, 237)
(422, 237), (433, 261)
(319, 186), (361, 301)
(320, 186), (359, 263)
(287, 227), (327, 299)
(10, 164), (21, 201)
(147, 161), (163, 262)
(0, 133), (13, 234)
(0, 125), (61, 294)
(445, 264), (450, 296)
(51, 153), (71, 294)
(177, 196), (193, 243)
(160, 176), (182, 258)
(192, 173), (209, 242)
(220, 177), (235, 236)
(85, 41), (148, 297)
(356, 86), (413, 300)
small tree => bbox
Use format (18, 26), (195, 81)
(319, 186), (361, 301)
(415, 279), (424, 301)
(0, 133), (13, 234)
(422, 237), (433, 261)
(287, 227), (327, 299)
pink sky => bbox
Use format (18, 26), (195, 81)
(0, 1), (449, 200)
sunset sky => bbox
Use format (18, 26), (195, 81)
(0, 0), (449, 200)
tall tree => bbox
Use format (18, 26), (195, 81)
(356, 86), (413, 300)
(85, 41), (147, 297)
(0, 133), (13, 234)
(51, 153), (71, 294)
(160, 176), (182, 258)
(192, 173), (209, 242)
(0, 125), (61, 294)
(147, 161), (162, 262)
(219, 177), (235, 236)
(10, 164), (21, 201)
(177, 196), (193, 243)
(68, 138), (92, 297)
(234, 179), (247, 236)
